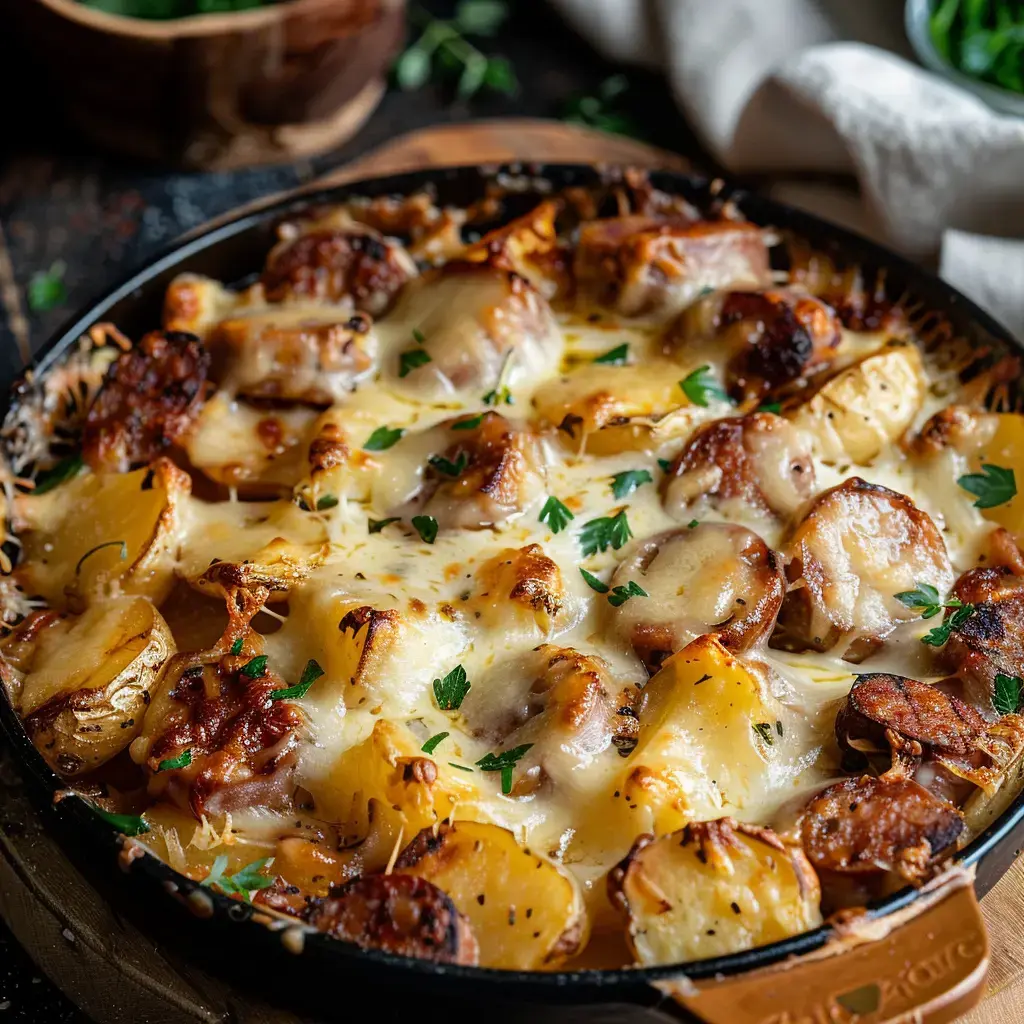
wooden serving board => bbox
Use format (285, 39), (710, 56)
(0, 119), (1021, 1024)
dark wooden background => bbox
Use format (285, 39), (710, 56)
(0, 2), (708, 1020)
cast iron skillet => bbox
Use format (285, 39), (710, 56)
(0, 164), (1021, 1024)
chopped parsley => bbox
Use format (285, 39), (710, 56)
(32, 454), (84, 495)
(202, 855), (276, 903)
(894, 582), (946, 619)
(758, 401), (782, 414)
(315, 494), (339, 511)
(593, 343), (629, 366)
(399, 348), (433, 378)
(240, 655), (268, 679)
(475, 743), (533, 794)
(157, 749), (192, 772)
(752, 722), (774, 746)
(27, 260), (67, 313)
(579, 510), (632, 556)
(657, 458), (673, 473)
(680, 364), (732, 408)
(608, 580), (648, 608)
(433, 664), (471, 710)
(75, 540), (127, 576)
(451, 413), (485, 431)
(483, 352), (515, 406)
(88, 803), (149, 836)
(429, 451), (470, 478)
(579, 567), (610, 594)
(539, 496), (574, 533)
(610, 469), (653, 499)
(269, 659), (324, 701)
(687, 519), (700, 529)
(921, 603), (976, 647)
(448, 762), (475, 772)
(994, 674), (1023, 716)
(957, 464), (1017, 509)
(412, 328), (426, 344)
(363, 425), (405, 451)
(368, 517), (401, 534)
(422, 731), (450, 755)
(412, 515), (439, 544)
(230, 638), (244, 656)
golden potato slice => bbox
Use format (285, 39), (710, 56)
(14, 459), (189, 610)
(787, 341), (924, 464)
(396, 820), (587, 969)
(608, 818), (821, 965)
(10, 596), (174, 775)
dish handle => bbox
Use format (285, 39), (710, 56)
(651, 867), (988, 1024)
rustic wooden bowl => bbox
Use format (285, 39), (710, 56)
(12, 0), (405, 170)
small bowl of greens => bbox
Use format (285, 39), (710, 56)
(906, 0), (1024, 115)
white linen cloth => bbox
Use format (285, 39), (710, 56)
(551, 0), (1024, 339)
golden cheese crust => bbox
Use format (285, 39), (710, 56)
(4, 178), (1021, 973)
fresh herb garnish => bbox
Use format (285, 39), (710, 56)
(687, 519), (700, 529)
(607, 581), (648, 608)
(448, 762), (475, 772)
(994, 673), (1024, 716)
(753, 722), (774, 746)
(412, 328), (426, 344)
(610, 469), (653, 499)
(240, 655), (268, 679)
(399, 348), (433, 378)
(27, 260), (67, 313)
(759, 401), (782, 414)
(422, 731), (450, 755)
(579, 567), (610, 594)
(88, 803), (149, 836)
(157, 749), (192, 772)
(958, 464), (1017, 509)
(475, 743), (533, 795)
(75, 540), (127, 576)
(230, 638), (244, 656)
(315, 494), (339, 511)
(921, 602), (976, 647)
(680, 365), (732, 408)
(593, 343), (630, 366)
(202, 855), (275, 903)
(412, 515), (439, 544)
(394, 1), (518, 100)
(539, 496), (575, 533)
(657, 458), (673, 473)
(563, 74), (642, 138)
(894, 581), (946, 619)
(433, 664), (471, 710)
(579, 510), (633, 556)
(368, 517), (401, 534)
(363, 426), (405, 451)
(269, 659), (324, 701)
(429, 451), (470, 478)
(483, 351), (515, 406)
(33, 454), (84, 495)
(451, 413), (485, 431)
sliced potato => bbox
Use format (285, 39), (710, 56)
(608, 818), (821, 965)
(787, 341), (924, 464)
(14, 459), (189, 610)
(10, 596), (174, 775)
(396, 820), (587, 969)
(970, 413), (1024, 539)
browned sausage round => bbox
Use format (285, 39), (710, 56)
(610, 523), (784, 673)
(305, 874), (478, 965)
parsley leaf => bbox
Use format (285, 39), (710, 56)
(579, 510), (633, 556)
(230, 638), (244, 656)
(363, 426), (405, 451)
(483, 352), (516, 406)
(240, 655), (268, 679)
(680, 365), (732, 408)
(448, 762), (474, 772)
(608, 580), (648, 608)
(994, 674), (1023, 716)
(610, 469), (653, 499)
(657, 458), (673, 473)
(269, 659), (324, 701)
(433, 664), (471, 710)
(27, 260), (67, 313)
(399, 349), (433, 378)
(315, 494), (339, 511)
(88, 803), (149, 836)
(539, 496), (574, 533)
(75, 540), (127, 576)
(368, 517), (401, 534)
(687, 519), (700, 529)
(412, 328), (426, 344)
(412, 515), (439, 544)
(922, 602), (976, 647)
(958, 464), (1017, 509)
(752, 722), (774, 746)
(451, 413), (484, 431)
(758, 401), (782, 414)
(593, 343), (629, 366)
(894, 582), (944, 619)
(202, 855), (275, 903)
(429, 451), (470, 478)
(475, 743), (533, 794)
(33, 454), (84, 494)
(579, 567), (610, 594)
(157, 749), (192, 772)
(422, 731), (449, 755)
